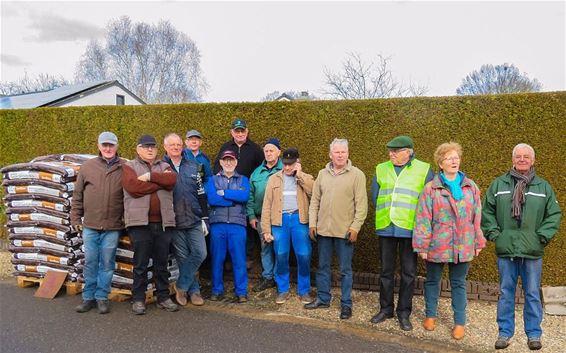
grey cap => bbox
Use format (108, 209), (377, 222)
(186, 129), (203, 139)
(98, 131), (118, 145)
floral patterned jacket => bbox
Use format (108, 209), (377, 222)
(413, 174), (486, 263)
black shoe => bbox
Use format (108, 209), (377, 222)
(399, 316), (413, 331)
(495, 336), (510, 350)
(252, 278), (276, 292)
(304, 299), (330, 310)
(527, 338), (542, 350)
(370, 311), (394, 324)
(96, 300), (110, 314)
(75, 300), (96, 313)
(340, 306), (352, 320)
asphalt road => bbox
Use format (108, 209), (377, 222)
(0, 280), (428, 353)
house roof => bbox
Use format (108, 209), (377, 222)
(0, 80), (145, 109)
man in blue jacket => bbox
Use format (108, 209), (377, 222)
(163, 133), (209, 307)
(206, 150), (251, 303)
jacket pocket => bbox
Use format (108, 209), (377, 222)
(495, 229), (513, 256)
(520, 230), (544, 257)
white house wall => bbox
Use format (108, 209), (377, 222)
(60, 86), (143, 107)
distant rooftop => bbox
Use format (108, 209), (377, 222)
(0, 80), (145, 109)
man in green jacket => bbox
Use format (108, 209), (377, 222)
(247, 138), (283, 292)
(482, 143), (561, 351)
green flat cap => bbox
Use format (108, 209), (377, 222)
(386, 135), (414, 149)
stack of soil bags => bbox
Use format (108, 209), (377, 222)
(2, 154), (96, 281)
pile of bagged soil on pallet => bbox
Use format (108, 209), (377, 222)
(1, 154), (95, 281)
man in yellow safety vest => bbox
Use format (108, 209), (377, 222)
(370, 135), (433, 331)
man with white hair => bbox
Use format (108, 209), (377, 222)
(305, 138), (368, 320)
(482, 143), (561, 351)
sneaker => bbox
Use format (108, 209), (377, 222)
(237, 295), (248, 303)
(175, 285), (187, 306)
(157, 298), (179, 312)
(132, 301), (146, 315)
(527, 338), (542, 350)
(495, 336), (510, 350)
(96, 299), (110, 314)
(299, 294), (314, 304)
(275, 292), (289, 304)
(190, 293), (205, 306)
(209, 293), (224, 301)
(75, 300), (96, 313)
(252, 278), (276, 292)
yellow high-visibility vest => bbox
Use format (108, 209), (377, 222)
(375, 159), (430, 230)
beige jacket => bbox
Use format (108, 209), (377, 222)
(261, 170), (314, 235)
(308, 160), (368, 238)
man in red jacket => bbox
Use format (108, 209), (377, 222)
(122, 134), (178, 315)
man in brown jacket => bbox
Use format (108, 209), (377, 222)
(122, 134), (178, 315)
(71, 131), (125, 314)
(305, 138), (368, 320)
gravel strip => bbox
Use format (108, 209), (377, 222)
(2, 250), (563, 353)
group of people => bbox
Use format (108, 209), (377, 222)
(70, 119), (561, 352)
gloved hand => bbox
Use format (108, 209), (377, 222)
(216, 189), (225, 196)
(201, 218), (210, 236)
(309, 227), (317, 241)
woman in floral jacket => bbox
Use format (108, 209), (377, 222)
(413, 142), (486, 340)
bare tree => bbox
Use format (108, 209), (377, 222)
(456, 63), (542, 95)
(75, 16), (208, 103)
(0, 72), (70, 95)
(323, 53), (427, 99)
(261, 90), (318, 101)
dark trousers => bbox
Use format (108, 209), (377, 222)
(128, 223), (174, 302)
(378, 236), (417, 318)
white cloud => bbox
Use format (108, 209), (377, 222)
(25, 10), (105, 42)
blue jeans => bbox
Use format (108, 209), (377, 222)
(497, 257), (543, 339)
(315, 235), (353, 308)
(82, 227), (119, 301)
(272, 212), (311, 295)
(210, 223), (248, 296)
(256, 217), (275, 280)
(173, 223), (207, 294)
(424, 261), (470, 325)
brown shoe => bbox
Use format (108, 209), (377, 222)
(175, 286), (187, 306)
(190, 293), (205, 306)
(452, 325), (465, 340)
(423, 317), (436, 331)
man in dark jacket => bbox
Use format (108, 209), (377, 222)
(213, 118), (264, 269)
(163, 133), (208, 307)
(482, 143), (561, 351)
(71, 131), (125, 314)
(122, 134), (178, 315)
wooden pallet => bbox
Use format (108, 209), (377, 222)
(108, 283), (176, 304)
(16, 275), (82, 296)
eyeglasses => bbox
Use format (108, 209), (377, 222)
(138, 144), (157, 150)
(221, 158), (237, 163)
(388, 148), (408, 154)
(442, 156), (460, 162)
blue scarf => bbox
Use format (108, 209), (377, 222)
(440, 171), (464, 201)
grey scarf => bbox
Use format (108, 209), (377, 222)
(509, 167), (535, 220)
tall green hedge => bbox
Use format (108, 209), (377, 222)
(1, 92), (565, 285)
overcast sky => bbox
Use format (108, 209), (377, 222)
(1, 0), (564, 102)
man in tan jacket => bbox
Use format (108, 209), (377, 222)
(304, 138), (368, 320)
